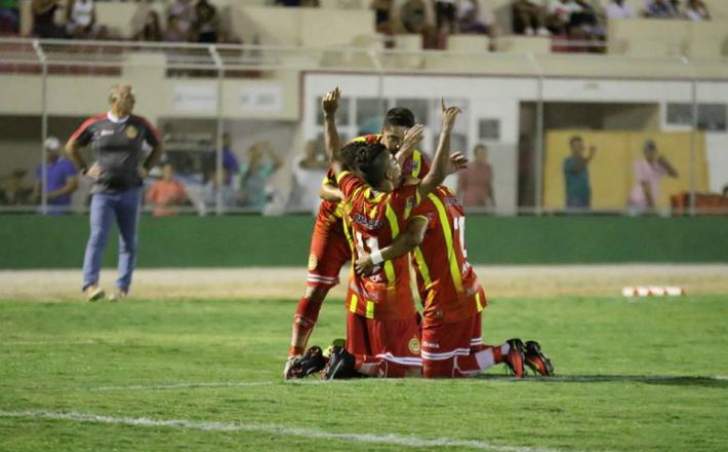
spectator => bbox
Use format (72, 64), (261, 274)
(563, 135), (596, 210)
(685, 0), (710, 21)
(628, 139), (678, 214)
(435, 0), (457, 33)
(132, 8), (162, 42)
(219, 133), (240, 186)
(166, 0), (195, 41)
(66, 0), (107, 39)
(0, 169), (32, 206)
(293, 140), (328, 214)
(203, 168), (238, 210)
(457, 0), (494, 36)
(32, 0), (66, 39)
(392, 0), (438, 48)
(145, 163), (188, 217)
(193, 0), (219, 43)
(512, 0), (549, 36)
(0, 0), (19, 34)
(240, 142), (282, 210)
(643, 0), (679, 18)
(274, 0), (320, 6)
(371, 0), (394, 33)
(605, 0), (634, 19)
(32, 136), (79, 215)
(457, 143), (495, 208)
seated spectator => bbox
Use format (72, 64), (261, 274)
(435, 0), (457, 33)
(457, 0), (493, 35)
(0, 169), (32, 206)
(240, 142), (282, 211)
(145, 163), (188, 217)
(166, 0), (195, 41)
(132, 8), (162, 42)
(194, 0), (219, 43)
(292, 140), (328, 214)
(0, 0), (20, 34)
(512, 0), (549, 36)
(220, 133), (240, 186)
(685, 0), (710, 21)
(643, 0), (679, 18)
(32, 136), (78, 215)
(66, 0), (106, 39)
(457, 144), (495, 208)
(371, 0), (394, 34)
(605, 0), (634, 19)
(393, 0), (438, 48)
(32, 0), (66, 39)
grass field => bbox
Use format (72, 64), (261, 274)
(2, 292), (728, 451)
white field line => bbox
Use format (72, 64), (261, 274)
(0, 409), (561, 452)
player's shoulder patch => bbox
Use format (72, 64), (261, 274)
(408, 337), (421, 354)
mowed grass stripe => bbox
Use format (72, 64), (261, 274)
(0, 410), (560, 452)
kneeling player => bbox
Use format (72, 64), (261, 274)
(356, 185), (554, 378)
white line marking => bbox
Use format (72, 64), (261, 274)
(0, 409), (559, 452)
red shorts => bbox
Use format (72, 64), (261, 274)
(421, 313), (483, 378)
(306, 217), (351, 288)
(346, 311), (422, 377)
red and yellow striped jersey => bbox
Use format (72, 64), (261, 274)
(337, 171), (419, 320)
(410, 186), (486, 325)
(316, 134), (430, 227)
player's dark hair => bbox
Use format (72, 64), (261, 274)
(569, 135), (582, 146)
(354, 143), (390, 188)
(383, 107), (415, 129)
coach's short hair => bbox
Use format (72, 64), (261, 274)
(383, 107), (415, 129)
(108, 83), (133, 104)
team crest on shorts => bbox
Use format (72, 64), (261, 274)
(408, 337), (421, 354)
(307, 254), (318, 271)
(125, 125), (138, 139)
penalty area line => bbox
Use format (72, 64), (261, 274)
(0, 409), (561, 452)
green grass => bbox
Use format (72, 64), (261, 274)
(1, 295), (728, 451)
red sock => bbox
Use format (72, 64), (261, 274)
(288, 297), (323, 356)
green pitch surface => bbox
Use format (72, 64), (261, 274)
(2, 296), (727, 451)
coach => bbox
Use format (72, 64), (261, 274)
(65, 84), (163, 301)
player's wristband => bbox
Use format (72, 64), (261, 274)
(370, 250), (384, 266)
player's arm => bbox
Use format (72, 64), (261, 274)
(418, 99), (461, 198)
(354, 216), (428, 275)
(394, 124), (424, 168)
(322, 87), (343, 176)
(320, 182), (343, 202)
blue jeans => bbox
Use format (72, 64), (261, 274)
(82, 188), (141, 293)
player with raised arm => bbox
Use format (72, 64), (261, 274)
(283, 106), (430, 379)
(355, 186), (554, 378)
(317, 87), (463, 379)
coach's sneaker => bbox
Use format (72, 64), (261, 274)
(504, 338), (526, 378)
(524, 340), (554, 377)
(321, 345), (358, 380)
(84, 286), (105, 303)
(285, 346), (328, 379)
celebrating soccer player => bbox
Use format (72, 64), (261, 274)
(65, 83), (163, 302)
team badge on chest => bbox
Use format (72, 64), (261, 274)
(125, 125), (138, 139)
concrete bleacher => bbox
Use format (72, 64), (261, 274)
(608, 19), (728, 59)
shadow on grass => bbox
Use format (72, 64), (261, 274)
(474, 374), (728, 388)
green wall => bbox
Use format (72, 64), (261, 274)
(1, 215), (727, 269)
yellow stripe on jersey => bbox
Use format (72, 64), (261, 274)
(475, 291), (484, 312)
(335, 170), (351, 185)
(383, 203), (400, 291)
(413, 246), (432, 288)
(412, 151), (422, 178)
(349, 293), (358, 313)
(428, 193), (463, 294)
(366, 300), (375, 319)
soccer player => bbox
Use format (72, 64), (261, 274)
(65, 83), (163, 302)
(319, 87), (463, 378)
(283, 107), (428, 378)
(355, 186), (554, 378)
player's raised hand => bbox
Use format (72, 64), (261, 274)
(322, 87), (340, 118)
(448, 151), (469, 174)
(441, 98), (462, 131)
(396, 124), (424, 161)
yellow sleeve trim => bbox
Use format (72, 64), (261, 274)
(336, 170), (351, 185)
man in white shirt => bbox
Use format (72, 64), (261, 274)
(606, 0), (634, 19)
